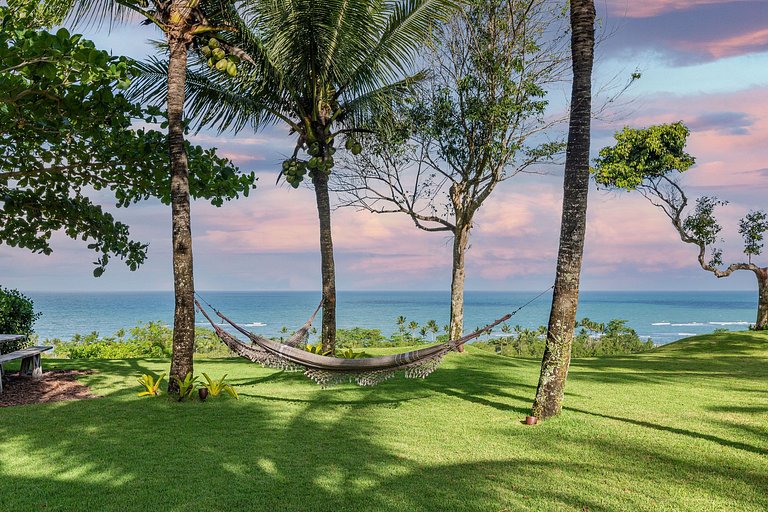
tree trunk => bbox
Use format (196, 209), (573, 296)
(531, 0), (595, 420)
(167, 33), (195, 392)
(449, 221), (471, 352)
(755, 268), (768, 330)
(312, 171), (337, 352)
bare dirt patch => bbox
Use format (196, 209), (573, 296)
(0, 370), (98, 407)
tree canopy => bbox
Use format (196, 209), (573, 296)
(593, 122), (768, 329)
(0, 8), (256, 275)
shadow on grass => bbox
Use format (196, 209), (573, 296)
(1, 377), (765, 512)
(0, 339), (766, 511)
(566, 406), (767, 456)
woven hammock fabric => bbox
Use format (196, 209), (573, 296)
(195, 299), (511, 386)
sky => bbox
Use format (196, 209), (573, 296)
(2, 0), (767, 292)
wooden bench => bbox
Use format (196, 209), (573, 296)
(0, 346), (53, 393)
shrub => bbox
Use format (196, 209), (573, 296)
(51, 321), (233, 359)
(473, 318), (654, 358)
(335, 327), (387, 348)
(0, 287), (41, 353)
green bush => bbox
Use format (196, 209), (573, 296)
(336, 327), (386, 348)
(0, 287), (41, 353)
(474, 318), (654, 358)
(51, 321), (233, 359)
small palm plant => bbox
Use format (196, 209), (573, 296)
(173, 372), (199, 401)
(336, 348), (364, 359)
(201, 373), (239, 399)
(305, 344), (333, 356)
(137, 373), (165, 397)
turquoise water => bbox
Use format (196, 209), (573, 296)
(24, 290), (758, 345)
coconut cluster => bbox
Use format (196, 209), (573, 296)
(281, 138), (363, 188)
(345, 137), (362, 155)
(281, 158), (307, 188)
(200, 37), (239, 77)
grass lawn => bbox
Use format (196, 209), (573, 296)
(0, 331), (766, 511)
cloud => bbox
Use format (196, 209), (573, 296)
(606, 0), (756, 19)
(602, 1), (768, 64)
(687, 111), (754, 135)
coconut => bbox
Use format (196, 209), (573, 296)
(201, 46), (212, 57)
(215, 59), (228, 72)
(209, 38), (220, 49)
(226, 62), (237, 77)
(212, 48), (226, 61)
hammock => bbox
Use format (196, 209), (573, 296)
(195, 298), (513, 386)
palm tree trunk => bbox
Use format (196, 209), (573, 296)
(755, 268), (768, 330)
(531, 0), (595, 419)
(312, 171), (337, 352)
(167, 33), (195, 392)
(449, 221), (471, 352)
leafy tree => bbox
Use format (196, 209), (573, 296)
(0, 7), (255, 274)
(135, 0), (457, 352)
(593, 122), (768, 330)
(531, 0), (596, 420)
(0, 287), (41, 353)
(337, 0), (567, 348)
(5, 2), (256, 388)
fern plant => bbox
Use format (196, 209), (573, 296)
(201, 373), (239, 400)
(137, 373), (165, 397)
(173, 372), (198, 401)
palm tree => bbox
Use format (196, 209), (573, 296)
(531, 0), (596, 419)
(65, 0), (237, 390)
(426, 319), (439, 341)
(407, 320), (419, 338)
(137, 0), (456, 353)
(396, 315), (407, 337)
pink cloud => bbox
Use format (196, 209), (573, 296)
(217, 151), (267, 163)
(606, 0), (754, 19)
(675, 27), (768, 60)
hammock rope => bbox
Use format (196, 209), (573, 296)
(195, 286), (553, 386)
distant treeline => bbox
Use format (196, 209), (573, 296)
(46, 316), (654, 359)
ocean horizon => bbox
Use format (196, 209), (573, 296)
(23, 289), (759, 346)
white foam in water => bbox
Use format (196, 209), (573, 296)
(670, 322), (706, 327)
(677, 332), (696, 336)
(652, 322), (671, 326)
(709, 321), (750, 326)
(243, 322), (267, 327)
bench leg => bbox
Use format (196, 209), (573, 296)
(0, 363), (4, 393)
(20, 356), (31, 376)
(32, 354), (42, 378)
(19, 355), (43, 378)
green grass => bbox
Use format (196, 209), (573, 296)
(1, 331), (766, 511)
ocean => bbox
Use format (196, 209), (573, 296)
(24, 290), (758, 346)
